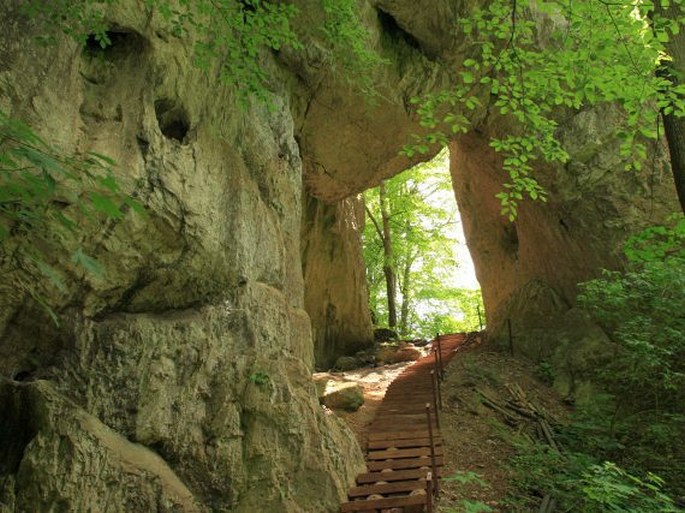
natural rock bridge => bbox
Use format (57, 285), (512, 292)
(0, 0), (679, 511)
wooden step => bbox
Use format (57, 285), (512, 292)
(371, 418), (437, 427)
(340, 493), (427, 512)
(367, 446), (443, 460)
(348, 480), (428, 497)
(356, 468), (438, 484)
(367, 456), (443, 471)
(367, 437), (442, 450)
(367, 429), (435, 441)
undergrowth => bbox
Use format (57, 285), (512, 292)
(503, 217), (685, 511)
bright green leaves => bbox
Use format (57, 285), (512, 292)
(490, 135), (551, 220)
(579, 463), (680, 512)
(574, 218), (685, 500)
(0, 109), (142, 321)
(22, 0), (303, 107)
(405, 0), (685, 221)
(144, 0), (302, 106)
(362, 151), (482, 336)
(321, 0), (388, 97)
(624, 214), (685, 263)
(19, 0), (118, 46)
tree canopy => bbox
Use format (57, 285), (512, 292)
(362, 151), (484, 337)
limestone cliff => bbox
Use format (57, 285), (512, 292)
(450, 108), (679, 379)
(0, 0), (682, 511)
(301, 196), (374, 370)
(0, 2), (365, 511)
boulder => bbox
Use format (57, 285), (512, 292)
(334, 355), (363, 371)
(312, 374), (330, 400)
(376, 344), (422, 365)
(322, 382), (365, 412)
(374, 328), (399, 342)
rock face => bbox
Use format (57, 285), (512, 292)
(301, 196), (374, 369)
(450, 114), (679, 362)
(0, 0), (682, 511)
(0, 2), (365, 511)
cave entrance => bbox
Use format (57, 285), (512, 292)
(361, 149), (483, 340)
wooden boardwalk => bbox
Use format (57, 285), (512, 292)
(340, 333), (465, 512)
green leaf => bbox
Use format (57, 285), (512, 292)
(32, 257), (67, 291)
(90, 193), (123, 218)
(72, 249), (104, 277)
(461, 71), (475, 84)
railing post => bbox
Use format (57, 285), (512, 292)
(430, 369), (442, 420)
(426, 472), (434, 513)
(425, 403), (440, 498)
(436, 335), (444, 381)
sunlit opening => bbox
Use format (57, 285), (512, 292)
(361, 149), (483, 338)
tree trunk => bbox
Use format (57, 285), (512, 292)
(656, 3), (685, 213)
(379, 181), (397, 328)
(398, 250), (415, 337)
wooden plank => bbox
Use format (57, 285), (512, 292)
(367, 446), (444, 460)
(367, 437), (442, 450)
(367, 429), (433, 441)
(356, 468), (436, 484)
(370, 423), (438, 432)
(367, 456), (443, 471)
(348, 480), (427, 497)
(376, 401), (436, 408)
(373, 411), (433, 417)
(375, 406), (436, 413)
(340, 493), (427, 512)
(371, 416), (436, 425)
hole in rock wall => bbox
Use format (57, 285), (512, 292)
(84, 29), (146, 60)
(0, 386), (38, 475)
(503, 222), (519, 257)
(155, 99), (190, 143)
(377, 9), (422, 51)
(80, 28), (148, 88)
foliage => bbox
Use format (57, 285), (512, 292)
(320, 0), (388, 96)
(248, 370), (271, 387)
(0, 109), (142, 320)
(20, 0), (388, 104)
(504, 433), (682, 512)
(579, 462), (681, 512)
(535, 359), (556, 386)
(502, 218), (685, 509)
(459, 501), (494, 513)
(20, 0), (303, 105)
(404, 0), (685, 220)
(19, 0), (117, 46)
(362, 151), (482, 337)
(444, 471), (494, 513)
(409, 287), (484, 335)
(445, 470), (490, 487)
(574, 216), (685, 494)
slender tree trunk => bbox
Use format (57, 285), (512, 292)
(379, 181), (397, 328)
(399, 251), (415, 337)
(656, 3), (685, 213)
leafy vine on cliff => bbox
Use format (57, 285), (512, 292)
(0, 110), (143, 320)
(405, 0), (685, 220)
